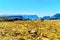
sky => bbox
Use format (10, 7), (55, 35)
(0, 0), (60, 17)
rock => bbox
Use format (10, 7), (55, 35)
(28, 30), (37, 34)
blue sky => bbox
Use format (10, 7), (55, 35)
(0, 0), (60, 17)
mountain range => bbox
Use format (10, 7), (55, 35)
(43, 13), (60, 20)
(3, 15), (40, 20)
(0, 13), (60, 20)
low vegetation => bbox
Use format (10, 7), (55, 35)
(0, 20), (60, 40)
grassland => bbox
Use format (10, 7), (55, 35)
(0, 20), (60, 40)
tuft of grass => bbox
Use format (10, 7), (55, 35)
(3, 37), (11, 40)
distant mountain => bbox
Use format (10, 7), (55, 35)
(6, 15), (39, 20)
(49, 13), (60, 20)
(52, 13), (60, 19)
(42, 13), (60, 20)
(43, 16), (50, 20)
(20, 15), (40, 20)
(1, 13), (60, 20)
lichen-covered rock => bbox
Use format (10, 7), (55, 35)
(28, 30), (37, 34)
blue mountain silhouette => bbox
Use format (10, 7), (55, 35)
(7, 15), (39, 20)
(43, 13), (60, 20)
(43, 16), (50, 20)
(52, 13), (60, 19)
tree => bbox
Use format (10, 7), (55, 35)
(40, 18), (44, 22)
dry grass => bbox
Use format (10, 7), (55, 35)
(0, 20), (60, 40)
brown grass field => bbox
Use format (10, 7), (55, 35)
(0, 20), (60, 40)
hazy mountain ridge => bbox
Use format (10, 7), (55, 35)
(43, 13), (60, 20)
(2, 15), (40, 20)
(0, 13), (60, 20)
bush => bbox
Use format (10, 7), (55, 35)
(40, 18), (44, 22)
